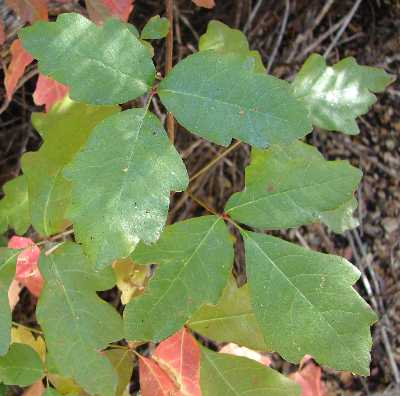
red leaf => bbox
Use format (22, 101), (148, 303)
(0, 20), (5, 45)
(4, 39), (33, 101)
(290, 357), (325, 396)
(192, 0), (215, 8)
(5, 0), (48, 23)
(86, 0), (134, 24)
(153, 328), (201, 396)
(33, 74), (69, 112)
(139, 356), (179, 396)
(8, 236), (43, 298)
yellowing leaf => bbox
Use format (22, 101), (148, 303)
(11, 326), (46, 362)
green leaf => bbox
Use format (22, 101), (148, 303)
(0, 343), (43, 386)
(158, 51), (312, 148)
(64, 108), (188, 269)
(225, 141), (361, 230)
(22, 97), (119, 236)
(199, 20), (265, 73)
(0, 249), (19, 356)
(140, 15), (169, 40)
(320, 198), (359, 233)
(104, 349), (134, 396)
(243, 231), (377, 375)
(0, 176), (30, 235)
(189, 275), (267, 351)
(19, 13), (155, 105)
(36, 242), (123, 396)
(124, 216), (234, 342)
(292, 53), (394, 135)
(0, 383), (6, 396)
(200, 346), (299, 396)
(44, 388), (62, 396)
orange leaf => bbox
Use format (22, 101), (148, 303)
(86, 0), (134, 24)
(153, 328), (201, 396)
(5, 0), (47, 23)
(22, 380), (44, 396)
(33, 74), (69, 112)
(8, 236), (43, 298)
(290, 357), (325, 396)
(139, 356), (180, 396)
(4, 39), (33, 101)
(192, 0), (215, 8)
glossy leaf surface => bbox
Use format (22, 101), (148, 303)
(158, 51), (311, 147)
(244, 231), (377, 375)
(124, 216), (233, 342)
(292, 54), (394, 134)
(19, 13), (155, 104)
(64, 108), (188, 268)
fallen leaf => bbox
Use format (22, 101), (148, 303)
(33, 75), (69, 112)
(8, 236), (43, 297)
(8, 279), (22, 310)
(4, 39), (33, 101)
(192, 0), (215, 8)
(86, 0), (134, 24)
(139, 356), (179, 396)
(153, 328), (201, 396)
(5, 0), (48, 23)
(22, 380), (44, 396)
(290, 356), (325, 396)
(219, 343), (272, 366)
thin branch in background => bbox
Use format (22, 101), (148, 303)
(266, 0), (290, 73)
(165, 0), (175, 142)
(243, 0), (264, 33)
(324, 0), (363, 58)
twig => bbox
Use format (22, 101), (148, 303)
(243, 0), (264, 33)
(266, 0), (290, 73)
(324, 0), (363, 58)
(165, 0), (175, 142)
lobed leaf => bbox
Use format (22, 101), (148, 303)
(104, 349), (134, 396)
(292, 53), (394, 135)
(189, 275), (267, 351)
(64, 108), (188, 268)
(19, 13), (155, 105)
(0, 249), (19, 356)
(199, 20), (265, 73)
(36, 242), (124, 396)
(23, 97), (119, 237)
(124, 216), (234, 342)
(200, 346), (299, 396)
(0, 175), (30, 235)
(244, 231), (377, 375)
(225, 141), (361, 231)
(0, 343), (43, 386)
(158, 50), (312, 148)
(140, 15), (169, 40)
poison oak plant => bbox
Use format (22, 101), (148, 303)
(0, 12), (394, 396)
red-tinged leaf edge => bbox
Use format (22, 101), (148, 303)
(33, 74), (69, 112)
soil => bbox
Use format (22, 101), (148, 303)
(0, 0), (399, 395)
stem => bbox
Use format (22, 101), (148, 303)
(165, 0), (175, 142)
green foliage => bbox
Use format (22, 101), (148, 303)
(37, 242), (123, 396)
(292, 53), (394, 134)
(0, 176), (30, 235)
(64, 108), (188, 268)
(124, 216), (233, 341)
(141, 15), (169, 39)
(0, 250), (19, 356)
(225, 141), (361, 231)
(23, 97), (119, 236)
(0, 343), (43, 386)
(1, 12), (394, 396)
(19, 13), (155, 105)
(189, 275), (267, 351)
(243, 232), (377, 375)
(200, 346), (300, 396)
(158, 51), (312, 147)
